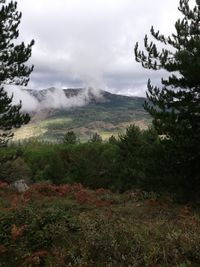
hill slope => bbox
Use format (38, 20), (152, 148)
(14, 88), (150, 142)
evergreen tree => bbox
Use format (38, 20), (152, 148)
(108, 135), (117, 144)
(63, 131), (79, 144)
(89, 132), (102, 143)
(134, 0), (200, 193)
(0, 0), (34, 146)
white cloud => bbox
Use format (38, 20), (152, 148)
(15, 0), (196, 94)
(4, 86), (99, 112)
(5, 86), (39, 112)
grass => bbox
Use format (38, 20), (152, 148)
(13, 118), (73, 142)
(39, 117), (73, 128)
(0, 182), (200, 266)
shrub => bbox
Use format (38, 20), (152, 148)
(0, 201), (80, 266)
(0, 157), (31, 184)
(116, 125), (168, 192)
(63, 131), (79, 145)
(89, 132), (102, 143)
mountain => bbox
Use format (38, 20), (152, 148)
(14, 88), (151, 142)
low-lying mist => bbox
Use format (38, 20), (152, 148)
(5, 86), (103, 113)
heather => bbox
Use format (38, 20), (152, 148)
(1, 182), (200, 267)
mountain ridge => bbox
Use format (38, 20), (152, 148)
(24, 87), (146, 106)
(14, 87), (150, 142)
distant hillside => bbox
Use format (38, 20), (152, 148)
(14, 88), (151, 142)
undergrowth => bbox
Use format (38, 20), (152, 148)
(0, 182), (200, 267)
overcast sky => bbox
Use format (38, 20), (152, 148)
(16, 0), (195, 96)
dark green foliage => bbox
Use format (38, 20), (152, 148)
(0, 88), (30, 146)
(0, 119), (196, 200)
(15, 127), (167, 194)
(89, 132), (102, 143)
(41, 154), (67, 185)
(0, 157), (31, 183)
(61, 143), (119, 189)
(0, 0), (34, 146)
(134, 0), (200, 197)
(0, 0), (34, 85)
(108, 135), (118, 144)
(23, 144), (60, 182)
(0, 201), (80, 266)
(117, 125), (164, 191)
(21, 142), (119, 190)
(63, 131), (79, 144)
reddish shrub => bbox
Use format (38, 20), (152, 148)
(22, 250), (49, 266)
(0, 245), (7, 255)
(0, 181), (9, 189)
(11, 224), (24, 241)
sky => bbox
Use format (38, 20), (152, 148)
(15, 0), (195, 97)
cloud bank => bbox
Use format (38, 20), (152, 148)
(5, 86), (102, 112)
(15, 0), (197, 97)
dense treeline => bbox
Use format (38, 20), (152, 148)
(0, 125), (197, 202)
(0, 0), (199, 204)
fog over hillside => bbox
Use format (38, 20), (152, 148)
(5, 86), (100, 112)
(5, 86), (144, 113)
(9, 86), (148, 142)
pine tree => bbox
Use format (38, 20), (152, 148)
(63, 131), (79, 144)
(0, 0), (34, 146)
(89, 132), (102, 143)
(134, 0), (200, 192)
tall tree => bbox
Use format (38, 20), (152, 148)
(63, 131), (79, 144)
(0, 0), (34, 146)
(134, 0), (200, 184)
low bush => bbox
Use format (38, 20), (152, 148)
(1, 183), (200, 266)
(0, 157), (31, 184)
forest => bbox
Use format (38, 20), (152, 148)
(0, 0), (200, 266)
